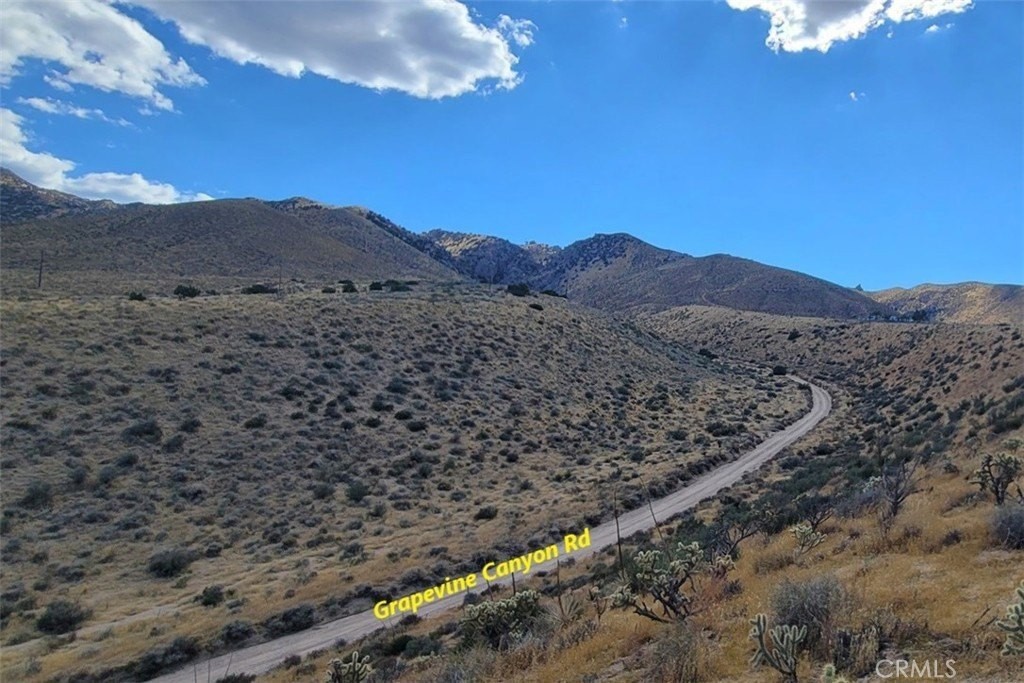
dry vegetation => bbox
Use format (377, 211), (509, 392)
(245, 305), (1024, 683)
(0, 285), (804, 681)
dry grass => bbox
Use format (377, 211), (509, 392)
(0, 284), (802, 681)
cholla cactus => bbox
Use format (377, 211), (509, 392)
(820, 664), (850, 683)
(791, 523), (826, 556)
(326, 650), (372, 683)
(971, 453), (1023, 506)
(996, 580), (1024, 656)
(749, 613), (807, 683)
(708, 552), (736, 581)
(460, 590), (544, 649)
(611, 542), (710, 623)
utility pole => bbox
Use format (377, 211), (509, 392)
(37, 250), (44, 289)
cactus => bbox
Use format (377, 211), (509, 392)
(790, 523), (826, 556)
(972, 453), (1023, 506)
(996, 580), (1024, 656)
(459, 590), (545, 649)
(611, 542), (721, 623)
(325, 650), (372, 683)
(820, 664), (850, 683)
(749, 613), (807, 683)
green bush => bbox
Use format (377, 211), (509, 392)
(173, 284), (201, 299)
(37, 600), (89, 634)
(772, 365), (788, 376)
(241, 283), (277, 294)
(197, 585), (225, 607)
(342, 282), (358, 293)
(369, 281), (384, 291)
(127, 291), (147, 301)
(346, 481), (370, 503)
(148, 548), (196, 578)
(473, 505), (498, 521)
(19, 480), (52, 509)
(506, 283), (530, 297)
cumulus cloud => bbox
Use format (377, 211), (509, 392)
(135, 0), (534, 99)
(924, 22), (953, 33)
(0, 107), (210, 203)
(0, 0), (204, 110)
(17, 97), (131, 126)
(726, 0), (972, 52)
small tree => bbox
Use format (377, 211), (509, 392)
(611, 542), (730, 623)
(749, 613), (806, 683)
(972, 452), (1023, 506)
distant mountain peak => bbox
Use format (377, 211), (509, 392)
(0, 167), (117, 223)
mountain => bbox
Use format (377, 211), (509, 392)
(869, 282), (1024, 324)
(0, 168), (117, 222)
(421, 230), (892, 319)
(0, 192), (459, 283)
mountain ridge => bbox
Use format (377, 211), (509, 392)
(4, 170), (1016, 322)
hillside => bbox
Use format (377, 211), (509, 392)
(870, 282), (1024, 324)
(0, 168), (117, 222)
(423, 230), (893, 319)
(0, 285), (806, 682)
(0, 196), (458, 293)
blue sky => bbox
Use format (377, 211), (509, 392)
(1, 0), (1021, 289)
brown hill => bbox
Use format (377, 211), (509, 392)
(869, 282), (1024, 324)
(0, 168), (117, 222)
(0, 196), (458, 288)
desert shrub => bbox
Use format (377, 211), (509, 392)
(243, 415), (267, 429)
(473, 505), (498, 521)
(369, 281), (384, 291)
(772, 365), (788, 376)
(506, 283), (530, 297)
(346, 481), (370, 503)
(134, 636), (200, 679)
(263, 604), (316, 636)
(173, 284), (201, 299)
(197, 585), (225, 607)
(647, 622), (711, 682)
(540, 289), (564, 297)
(770, 575), (844, 657)
(528, 303), (544, 311)
(322, 286), (337, 294)
(460, 590), (546, 649)
(19, 479), (52, 509)
(127, 291), (147, 301)
(406, 420), (428, 432)
(148, 548), (196, 578)
(241, 283), (277, 294)
(220, 620), (255, 644)
(122, 419), (163, 444)
(991, 504), (1024, 550)
(36, 600), (89, 634)
(342, 282), (358, 293)
(313, 482), (335, 500)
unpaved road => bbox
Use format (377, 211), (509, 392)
(153, 378), (831, 682)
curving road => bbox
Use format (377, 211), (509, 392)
(152, 377), (831, 682)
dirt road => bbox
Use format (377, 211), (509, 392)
(152, 377), (832, 681)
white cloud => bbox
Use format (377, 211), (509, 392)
(0, 0), (205, 110)
(924, 22), (953, 33)
(136, 0), (534, 99)
(620, 17), (630, 29)
(0, 107), (210, 203)
(17, 97), (131, 126)
(849, 91), (860, 101)
(726, 0), (972, 52)
(498, 15), (537, 47)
